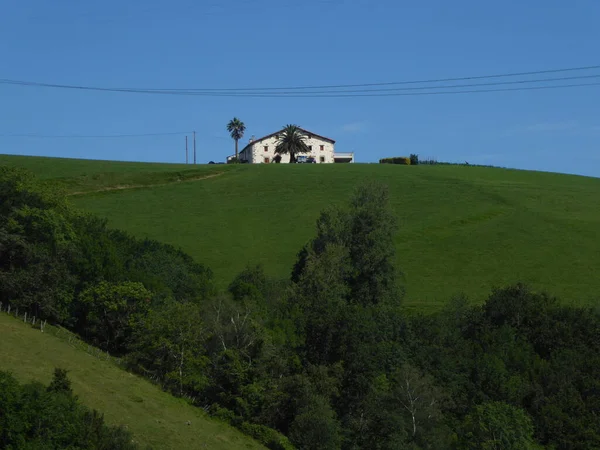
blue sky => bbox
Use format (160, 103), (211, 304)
(1, 0), (600, 177)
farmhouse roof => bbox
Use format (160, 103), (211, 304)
(240, 127), (335, 153)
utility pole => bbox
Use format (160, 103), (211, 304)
(185, 136), (188, 164)
(193, 131), (196, 165)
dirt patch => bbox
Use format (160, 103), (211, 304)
(67, 172), (224, 197)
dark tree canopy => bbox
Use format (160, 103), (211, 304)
(0, 369), (137, 449)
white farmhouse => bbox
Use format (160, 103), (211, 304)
(237, 127), (354, 164)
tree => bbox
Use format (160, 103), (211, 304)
(275, 125), (310, 164)
(459, 401), (540, 450)
(293, 244), (351, 365)
(227, 117), (246, 160)
(390, 363), (447, 442)
(0, 370), (137, 449)
(293, 182), (400, 306)
(289, 394), (342, 450)
(78, 281), (152, 354)
(47, 368), (73, 395)
(129, 300), (210, 398)
(0, 166), (78, 323)
(345, 181), (399, 305)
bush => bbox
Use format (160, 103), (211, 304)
(379, 157), (411, 165)
(240, 422), (296, 450)
(209, 404), (241, 426)
(410, 153), (419, 165)
(0, 369), (137, 449)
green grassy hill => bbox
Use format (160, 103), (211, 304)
(2, 154), (600, 312)
(0, 312), (265, 450)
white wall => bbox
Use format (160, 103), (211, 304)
(246, 135), (335, 164)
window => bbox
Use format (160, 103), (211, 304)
(308, 145), (312, 151)
(264, 145), (269, 152)
(320, 145), (324, 151)
(264, 157), (270, 164)
(320, 156), (325, 163)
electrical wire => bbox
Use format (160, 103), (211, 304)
(1, 65), (600, 97)
(186, 81), (600, 98)
(147, 64), (600, 91)
(150, 74), (600, 96)
(0, 131), (191, 138)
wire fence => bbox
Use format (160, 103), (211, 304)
(0, 301), (124, 368)
(0, 302), (203, 406)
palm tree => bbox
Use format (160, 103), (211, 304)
(275, 125), (309, 163)
(226, 118), (246, 160)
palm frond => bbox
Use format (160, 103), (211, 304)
(274, 125), (309, 162)
(226, 118), (246, 140)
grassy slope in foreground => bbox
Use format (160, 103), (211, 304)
(0, 313), (265, 450)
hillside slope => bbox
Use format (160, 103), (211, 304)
(2, 154), (600, 311)
(0, 312), (265, 450)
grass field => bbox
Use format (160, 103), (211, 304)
(0, 312), (265, 450)
(2, 154), (600, 311)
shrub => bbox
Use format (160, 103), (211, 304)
(240, 422), (296, 450)
(379, 157), (411, 165)
(208, 404), (241, 426)
(0, 369), (137, 449)
(410, 153), (419, 165)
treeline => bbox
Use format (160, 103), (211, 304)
(1, 165), (599, 449)
(0, 368), (137, 449)
(379, 155), (501, 168)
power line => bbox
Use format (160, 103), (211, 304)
(149, 64), (600, 92)
(0, 131), (191, 138)
(213, 81), (600, 98)
(155, 74), (600, 96)
(2, 78), (599, 98)
(1, 65), (600, 97)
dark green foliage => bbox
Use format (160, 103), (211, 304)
(288, 394), (342, 450)
(79, 281), (152, 354)
(108, 231), (214, 304)
(294, 182), (399, 307)
(379, 157), (411, 165)
(47, 368), (73, 394)
(346, 182), (399, 305)
(0, 165), (213, 353)
(458, 401), (540, 450)
(0, 369), (137, 449)
(128, 299), (210, 397)
(229, 264), (269, 303)
(0, 166), (78, 322)
(410, 154), (419, 165)
(240, 422), (295, 450)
